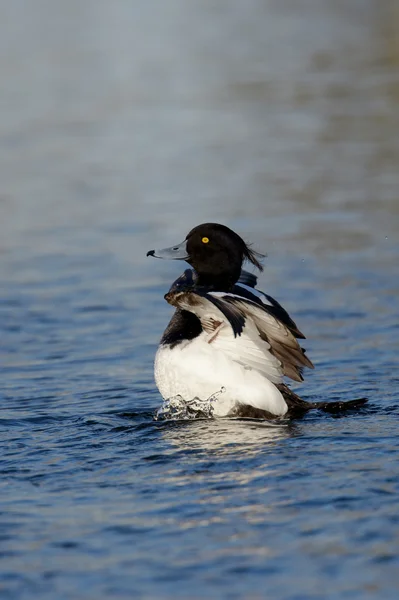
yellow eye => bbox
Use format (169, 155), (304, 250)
(202, 237), (209, 244)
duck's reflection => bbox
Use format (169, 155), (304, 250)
(158, 416), (295, 456)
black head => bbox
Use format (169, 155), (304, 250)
(147, 223), (264, 290)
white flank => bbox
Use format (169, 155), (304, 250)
(155, 332), (288, 417)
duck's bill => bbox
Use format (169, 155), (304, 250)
(146, 240), (188, 260)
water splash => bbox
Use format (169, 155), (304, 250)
(154, 388), (225, 421)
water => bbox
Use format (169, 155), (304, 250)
(154, 390), (226, 421)
(1, 0), (399, 598)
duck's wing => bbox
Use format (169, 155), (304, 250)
(211, 291), (314, 382)
(168, 269), (197, 292)
(168, 269), (303, 338)
(165, 289), (313, 383)
(233, 283), (305, 339)
(164, 290), (284, 384)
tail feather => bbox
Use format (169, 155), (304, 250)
(310, 398), (368, 414)
(276, 384), (368, 417)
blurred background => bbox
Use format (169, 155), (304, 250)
(2, 0), (398, 399)
(1, 1), (399, 598)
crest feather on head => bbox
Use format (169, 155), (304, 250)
(243, 245), (265, 272)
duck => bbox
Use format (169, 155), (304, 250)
(147, 223), (367, 419)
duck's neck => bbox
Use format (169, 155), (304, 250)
(195, 272), (237, 292)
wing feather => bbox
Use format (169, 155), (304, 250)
(165, 288), (314, 384)
(164, 290), (283, 383)
(210, 292), (314, 382)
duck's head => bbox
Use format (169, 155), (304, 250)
(147, 223), (264, 290)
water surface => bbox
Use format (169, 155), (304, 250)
(1, 1), (399, 598)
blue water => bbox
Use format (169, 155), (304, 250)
(1, 1), (399, 598)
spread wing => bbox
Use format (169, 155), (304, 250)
(164, 290), (283, 384)
(210, 292), (314, 382)
(168, 269), (305, 340)
(165, 289), (314, 383)
(232, 283), (306, 339)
